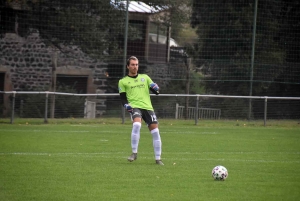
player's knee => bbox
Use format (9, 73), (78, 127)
(132, 122), (141, 133)
(148, 124), (158, 131)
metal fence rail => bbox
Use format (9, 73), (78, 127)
(0, 91), (300, 126)
(175, 103), (221, 120)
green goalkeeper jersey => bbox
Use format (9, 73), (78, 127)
(118, 74), (154, 110)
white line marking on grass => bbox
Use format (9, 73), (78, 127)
(1, 152), (299, 155)
(0, 129), (90, 133)
(192, 158), (300, 163)
(199, 132), (218, 134)
(0, 129), (122, 133)
(0, 152), (127, 156)
(52, 131), (90, 133)
(162, 131), (218, 134)
(70, 125), (86, 126)
(1, 152), (299, 163)
(168, 151), (300, 155)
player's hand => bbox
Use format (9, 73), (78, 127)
(124, 104), (133, 113)
(150, 83), (159, 92)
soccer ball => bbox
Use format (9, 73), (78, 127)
(212, 165), (228, 181)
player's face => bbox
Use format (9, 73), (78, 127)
(127, 59), (139, 76)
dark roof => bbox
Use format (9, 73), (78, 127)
(112, 1), (166, 13)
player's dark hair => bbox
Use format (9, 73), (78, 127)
(127, 56), (138, 66)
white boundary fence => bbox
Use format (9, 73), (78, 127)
(0, 91), (300, 126)
(175, 103), (221, 120)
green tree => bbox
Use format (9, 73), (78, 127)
(190, 0), (286, 96)
(142, 0), (192, 41)
(191, 0), (300, 119)
(2, 0), (126, 60)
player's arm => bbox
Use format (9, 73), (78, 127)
(119, 92), (128, 106)
(119, 80), (133, 113)
(120, 92), (133, 113)
(150, 83), (159, 95)
(118, 80), (128, 105)
(146, 75), (159, 95)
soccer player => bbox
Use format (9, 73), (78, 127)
(118, 56), (164, 165)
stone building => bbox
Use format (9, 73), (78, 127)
(0, 1), (188, 118)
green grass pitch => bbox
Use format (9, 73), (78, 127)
(0, 119), (299, 201)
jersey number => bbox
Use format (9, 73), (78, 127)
(151, 114), (157, 122)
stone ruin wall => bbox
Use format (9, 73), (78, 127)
(0, 32), (108, 117)
(0, 32), (188, 118)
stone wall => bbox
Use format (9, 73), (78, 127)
(0, 32), (188, 117)
(0, 32), (108, 91)
(0, 33), (52, 90)
(0, 32), (108, 117)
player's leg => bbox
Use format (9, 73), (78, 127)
(151, 126), (163, 165)
(142, 110), (163, 165)
(128, 109), (142, 162)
